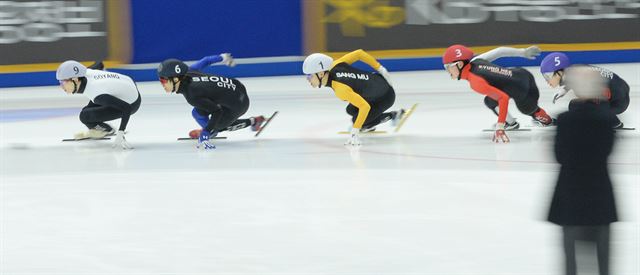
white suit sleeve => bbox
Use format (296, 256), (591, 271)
(472, 47), (527, 62)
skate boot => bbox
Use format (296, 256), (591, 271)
(532, 109), (555, 126)
(612, 116), (624, 129)
(505, 121), (520, 130)
(492, 121), (520, 130)
(94, 123), (114, 135)
(251, 116), (266, 132)
(189, 129), (202, 139)
(391, 109), (406, 127)
(360, 127), (376, 133)
(189, 129), (220, 139)
(74, 123), (114, 139)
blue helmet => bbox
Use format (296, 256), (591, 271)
(540, 52), (571, 73)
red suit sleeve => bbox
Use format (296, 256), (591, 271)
(467, 73), (511, 124)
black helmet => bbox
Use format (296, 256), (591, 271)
(158, 58), (188, 78)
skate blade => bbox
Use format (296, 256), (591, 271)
(254, 111), (279, 137)
(338, 131), (387, 135)
(394, 103), (418, 133)
(62, 137), (111, 142)
(177, 136), (227, 141)
(482, 128), (532, 132)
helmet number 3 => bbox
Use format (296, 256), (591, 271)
(175, 65), (181, 74)
(455, 49), (462, 57)
(554, 56), (561, 66)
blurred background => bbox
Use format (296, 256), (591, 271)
(0, 0), (639, 87)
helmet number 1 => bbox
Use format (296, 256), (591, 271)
(175, 65), (181, 74)
(455, 49), (462, 57)
(554, 56), (561, 66)
(319, 62), (324, 70)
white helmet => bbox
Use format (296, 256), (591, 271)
(56, 60), (87, 80)
(302, 53), (333, 74)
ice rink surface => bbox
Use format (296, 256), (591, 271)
(1, 64), (639, 274)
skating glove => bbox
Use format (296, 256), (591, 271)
(345, 127), (362, 146)
(377, 66), (393, 87)
(113, 130), (133, 149)
(553, 87), (570, 104)
(220, 53), (236, 67)
(197, 129), (216, 150)
(192, 108), (209, 128)
(492, 123), (510, 143)
(523, 46), (541, 59)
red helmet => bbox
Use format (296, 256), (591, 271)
(443, 45), (474, 64)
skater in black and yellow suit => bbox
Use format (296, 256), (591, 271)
(302, 49), (405, 146)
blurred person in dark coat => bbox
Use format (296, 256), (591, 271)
(548, 66), (618, 275)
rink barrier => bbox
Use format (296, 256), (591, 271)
(128, 1), (302, 63)
(0, 49), (638, 88)
(313, 0), (640, 53)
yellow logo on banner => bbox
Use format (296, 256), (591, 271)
(324, 0), (405, 37)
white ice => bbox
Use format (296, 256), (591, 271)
(1, 64), (639, 274)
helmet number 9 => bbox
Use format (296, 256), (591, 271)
(73, 66), (79, 74)
(554, 56), (561, 66)
(455, 49), (462, 57)
(175, 65), (181, 74)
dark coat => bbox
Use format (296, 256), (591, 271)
(548, 100), (618, 226)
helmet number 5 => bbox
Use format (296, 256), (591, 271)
(175, 65), (181, 74)
(554, 56), (561, 66)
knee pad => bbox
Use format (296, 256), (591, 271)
(191, 108), (209, 128)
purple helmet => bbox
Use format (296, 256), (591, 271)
(540, 52), (571, 73)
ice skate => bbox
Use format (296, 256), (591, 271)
(532, 109), (555, 126)
(391, 109), (406, 127)
(251, 116), (266, 132)
(73, 124), (114, 140)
